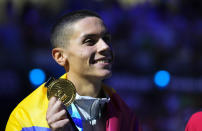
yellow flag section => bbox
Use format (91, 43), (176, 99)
(6, 74), (69, 130)
(6, 81), (49, 130)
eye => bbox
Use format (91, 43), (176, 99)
(84, 38), (97, 46)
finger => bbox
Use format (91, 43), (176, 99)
(47, 100), (63, 118)
(47, 97), (57, 118)
(48, 96), (57, 109)
(47, 109), (67, 124)
(50, 119), (70, 130)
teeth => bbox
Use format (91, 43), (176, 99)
(95, 59), (109, 63)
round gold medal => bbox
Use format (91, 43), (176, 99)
(47, 79), (76, 107)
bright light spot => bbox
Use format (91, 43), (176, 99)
(154, 70), (170, 88)
(29, 68), (46, 86)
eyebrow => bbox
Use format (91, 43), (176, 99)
(82, 31), (110, 39)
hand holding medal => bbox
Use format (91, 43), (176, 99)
(45, 77), (78, 131)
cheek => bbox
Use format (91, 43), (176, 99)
(68, 46), (96, 66)
(80, 47), (96, 63)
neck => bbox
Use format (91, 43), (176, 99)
(67, 73), (102, 98)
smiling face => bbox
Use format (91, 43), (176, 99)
(63, 17), (113, 80)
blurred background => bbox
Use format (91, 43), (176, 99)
(1, 0), (202, 130)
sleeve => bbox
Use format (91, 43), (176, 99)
(185, 111), (202, 131)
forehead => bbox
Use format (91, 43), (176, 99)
(71, 17), (107, 38)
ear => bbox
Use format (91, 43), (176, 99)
(52, 48), (67, 67)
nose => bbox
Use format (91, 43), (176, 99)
(97, 38), (111, 53)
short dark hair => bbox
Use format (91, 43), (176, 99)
(50, 10), (101, 48)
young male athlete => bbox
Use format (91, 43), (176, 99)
(6, 10), (141, 131)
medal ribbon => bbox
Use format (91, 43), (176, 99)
(67, 103), (83, 131)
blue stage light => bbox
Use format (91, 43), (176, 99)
(29, 68), (46, 86)
(154, 70), (170, 88)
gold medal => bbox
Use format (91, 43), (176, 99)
(46, 78), (76, 107)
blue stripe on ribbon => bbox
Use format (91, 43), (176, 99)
(72, 117), (83, 128)
(67, 103), (83, 131)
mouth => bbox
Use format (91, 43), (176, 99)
(93, 57), (112, 64)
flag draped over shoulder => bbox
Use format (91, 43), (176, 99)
(6, 74), (141, 131)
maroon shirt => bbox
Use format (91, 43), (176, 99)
(105, 90), (142, 131)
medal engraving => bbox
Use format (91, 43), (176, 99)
(47, 79), (76, 107)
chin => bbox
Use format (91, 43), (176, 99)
(99, 70), (112, 80)
(87, 69), (112, 80)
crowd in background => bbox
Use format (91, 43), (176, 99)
(1, 0), (202, 130)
